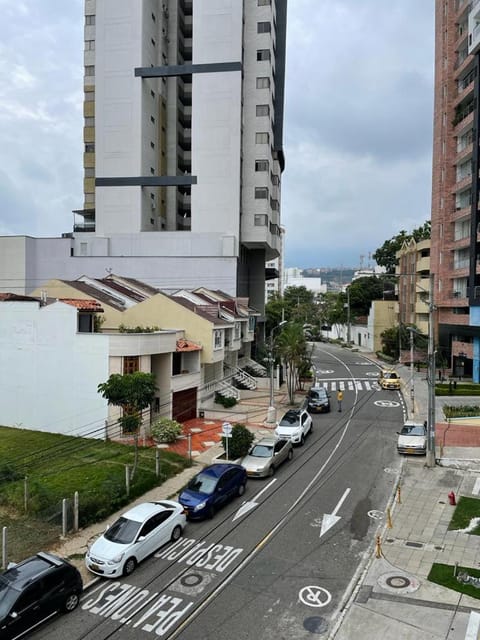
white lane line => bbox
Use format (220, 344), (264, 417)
(232, 478), (277, 521)
(465, 611), (480, 640)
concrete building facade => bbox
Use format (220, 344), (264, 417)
(395, 238), (431, 336)
(0, 0), (287, 325)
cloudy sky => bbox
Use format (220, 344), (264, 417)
(0, 0), (434, 270)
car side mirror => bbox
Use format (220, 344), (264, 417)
(396, 431), (400, 435)
(9, 612), (18, 620)
(138, 535), (146, 542)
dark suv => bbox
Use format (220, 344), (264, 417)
(306, 386), (331, 413)
(0, 552), (83, 639)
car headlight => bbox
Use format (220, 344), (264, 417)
(194, 501), (207, 512)
(108, 553), (125, 564)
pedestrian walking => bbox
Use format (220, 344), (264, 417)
(337, 389), (343, 412)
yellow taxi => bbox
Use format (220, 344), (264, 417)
(379, 369), (401, 390)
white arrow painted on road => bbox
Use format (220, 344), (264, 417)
(320, 488), (351, 537)
(232, 478), (277, 521)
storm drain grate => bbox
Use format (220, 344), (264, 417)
(405, 541), (424, 548)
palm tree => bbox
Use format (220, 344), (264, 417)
(275, 322), (308, 404)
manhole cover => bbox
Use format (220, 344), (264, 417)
(303, 616), (328, 634)
(386, 576), (410, 589)
(377, 572), (420, 594)
(180, 573), (203, 587)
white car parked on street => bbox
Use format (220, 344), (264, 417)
(275, 408), (313, 445)
(85, 500), (186, 578)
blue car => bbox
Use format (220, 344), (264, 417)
(179, 463), (247, 519)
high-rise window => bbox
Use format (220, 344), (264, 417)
(256, 77), (270, 89)
(257, 49), (271, 61)
(256, 104), (270, 116)
(256, 132), (269, 144)
(255, 187), (269, 199)
(85, 66), (95, 76)
(255, 160), (269, 171)
(258, 0), (271, 5)
(85, 15), (95, 25)
(257, 22), (271, 33)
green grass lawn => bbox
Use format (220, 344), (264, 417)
(428, 498), (480, 598)
(0, 425), (190, 561)
(428, 563), (480, 599)
(448, 496), (480, 535)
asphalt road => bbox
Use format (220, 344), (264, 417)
(31, 345), (406, 640)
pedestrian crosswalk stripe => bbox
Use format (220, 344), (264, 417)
(316, 380), (381, 392)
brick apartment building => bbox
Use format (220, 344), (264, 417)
(431, 0), (480, 381)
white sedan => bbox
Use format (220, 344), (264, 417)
(85, 500), (186, 578)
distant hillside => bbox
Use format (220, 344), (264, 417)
(302, 267), (355, 284)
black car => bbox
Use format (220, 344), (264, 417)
(0, 552), (83, 639)
(306, 386), (331, 413)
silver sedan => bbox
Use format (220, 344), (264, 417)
(240, 437), (293, 478)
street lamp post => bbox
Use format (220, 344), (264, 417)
(267, 321), (287, 423)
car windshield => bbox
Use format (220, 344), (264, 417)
(385, 372), (398, 379)
(310, 390), (326, 400)
(104, 516), (142, 544)
(249, 444), (273, 458)
(187, 472), (217, 494)
(401, 425), (425, 436)
(0, 580), (19, 618)
(279, 411), (300, 426)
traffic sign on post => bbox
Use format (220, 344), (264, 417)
(222, 422), (233, 437)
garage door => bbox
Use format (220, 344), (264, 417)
(172, 388), (197, 422)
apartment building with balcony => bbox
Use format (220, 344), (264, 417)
(0, 0), (287, 328)
(395, 238), (431, 336)
(431, 0), (480, 380)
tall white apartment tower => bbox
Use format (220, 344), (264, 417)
(74, 0), (287, 317)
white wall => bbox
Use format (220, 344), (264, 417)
(191, 1), (243, 236)
(0, 236), (239, 296)
(0, 300), (109, 437)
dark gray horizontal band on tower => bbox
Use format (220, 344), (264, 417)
(134, 62), (242, 78)
(95, 176), (197, 187)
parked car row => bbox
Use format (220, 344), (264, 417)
(1, 400), (325, 637)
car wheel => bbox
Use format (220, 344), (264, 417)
(64, 592), (80, 612)
(300, 434), (305, 446)
(237, 482), (246, 496)
(287, 449), (293, 461)
(123, 557), (137, 576)
(207, 504), (216, 519)
(171, 524), (183, 542)
(268, 465), (275, 477)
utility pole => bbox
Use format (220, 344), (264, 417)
(426, 274), (436, 468)
(408, 327), (415, 415)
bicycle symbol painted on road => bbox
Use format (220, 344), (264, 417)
(298, 586), (332, 608)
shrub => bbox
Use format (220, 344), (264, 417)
(443, 405), (480, 419)
(151, 417), (183, 443)
(214, 393), (237, 408)
(222, 423), (254, 459)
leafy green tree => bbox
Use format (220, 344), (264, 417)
(98, 372), (157, 479)
(221, 424), (255, 460)
(348, 276), (395, 317)
(373, 221), (431, 274)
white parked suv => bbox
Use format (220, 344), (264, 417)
(275, 408), (313, 445)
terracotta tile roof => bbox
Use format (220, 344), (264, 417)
(176, 338), (201, 352)
(63, 281), (126, 311)
(60, 298), (104, 312)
